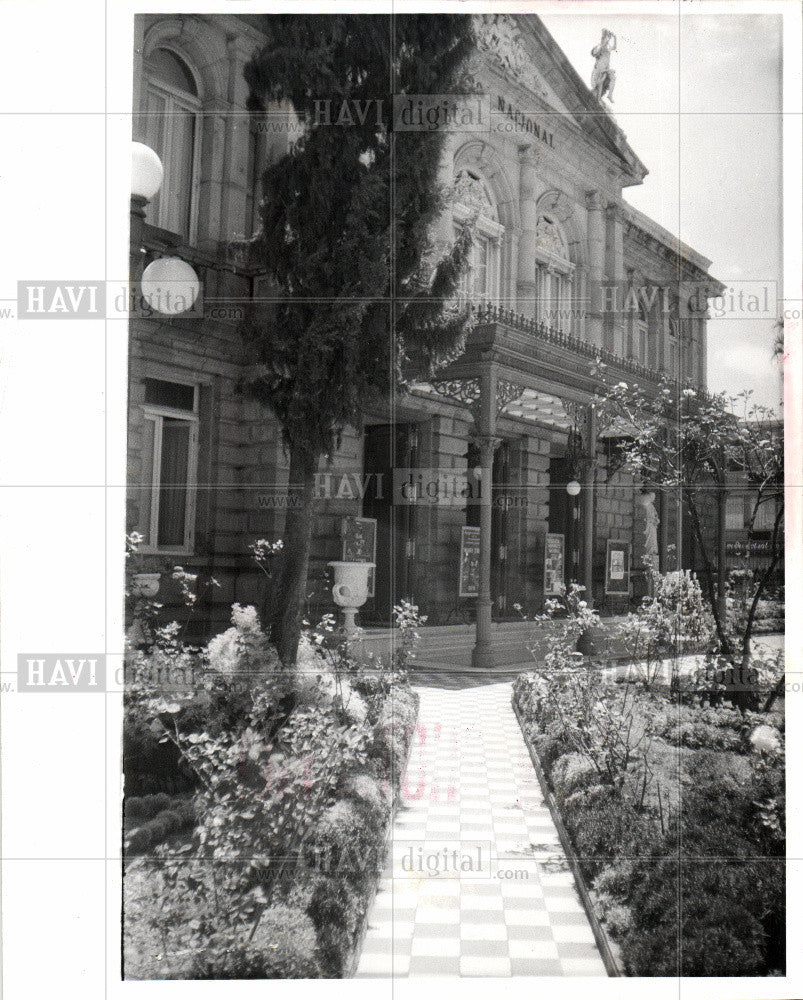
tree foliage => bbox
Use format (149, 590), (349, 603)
(241, 14), (476, 458)
(598, 376), (783, 698)
(239, 15), (477, 662)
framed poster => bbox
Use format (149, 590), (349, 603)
(459, 525), (481, 598)
(543, 532), (565, 597)
(341, 516), (377, 598)
(605, 538), (631, 595)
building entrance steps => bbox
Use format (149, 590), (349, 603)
(354, 679), (608, 978)
(355, 617), (631, 672)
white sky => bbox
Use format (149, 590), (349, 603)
(539, 9), (783, 409)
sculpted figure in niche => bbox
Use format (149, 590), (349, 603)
(639, 491), (659, 565)
(591, 29), (617, 103)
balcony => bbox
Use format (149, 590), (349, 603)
(471, 300), (664, 386)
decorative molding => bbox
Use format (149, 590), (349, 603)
(452, 169), (497, 220)
(429, 377), (482, 411)
(535, 215), (569, 261)
(537, 190), (575, 224)
(497, 379), (526, 416)
(585, 190), (604, 212)
(474, 14), (550, 102)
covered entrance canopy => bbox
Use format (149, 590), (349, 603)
(411, 302), (661, 669)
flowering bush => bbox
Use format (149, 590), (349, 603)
(124, 600), (419, 980)
(205, 604), (280, 678)
(619, 570), (714, 687)
(516, 583), (602, 670)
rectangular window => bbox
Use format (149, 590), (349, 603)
(473, 236), (489, 298)
(638, 319), (648, 365)
(455, 228), (496, 303)
(139, 378), (199, 552)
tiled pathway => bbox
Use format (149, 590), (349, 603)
(355, 678), (608, 977)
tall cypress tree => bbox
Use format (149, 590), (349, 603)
(242, 15), (476, 664)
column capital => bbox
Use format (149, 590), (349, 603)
(471, 433), (502, 453)
(606, 201), (624, 223)
(585, 190), (604, 211)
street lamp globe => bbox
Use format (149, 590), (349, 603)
(566, 480), (581, 497)
(141, 257), (201, 315)
(131, 141), (163, 202)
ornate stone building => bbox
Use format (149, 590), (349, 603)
(128, 13), (723, 642)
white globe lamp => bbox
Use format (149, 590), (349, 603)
(141, 257), (201, 315)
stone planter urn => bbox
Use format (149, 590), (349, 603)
(328, 561), (375, 634)
(132, 572), (161, 598)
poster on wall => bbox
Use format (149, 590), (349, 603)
(543, 532), (565, 596)
(605, 538), (631, 595)
(459, 525), (481, 598)
(341, 516), (377, 598)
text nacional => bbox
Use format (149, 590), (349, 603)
(496, 96), (555, 147)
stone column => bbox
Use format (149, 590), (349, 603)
(583, 405), (597, 603)
(696, 315), (708, 389)
(585, 191), (605, 348)
(219, 36), (255, 242)
(606, 202), (625, 355)
(433, 138), (457, 254)
(472, 365), (499, 670)
(517, 146), (539, 318)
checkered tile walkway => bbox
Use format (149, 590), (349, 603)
(354, 679), (607, 977)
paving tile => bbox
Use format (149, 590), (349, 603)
(509, 938), (561, 960)
(460, 922), (509, 941)
(408, 955), (461, 976)
(459, 955), (512, 977)
(412, 936), (461, 958)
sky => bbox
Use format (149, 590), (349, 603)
(539, 8), (784, 410)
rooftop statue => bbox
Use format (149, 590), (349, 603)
(591, 29), (617, 103)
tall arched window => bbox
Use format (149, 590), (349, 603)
(452, 168), (504, 303)
(534, 213), (574, 333)
(138, 47), (201, 240)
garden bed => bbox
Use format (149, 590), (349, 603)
(123, 606), (421, 980)
(512, 668), (785, 977)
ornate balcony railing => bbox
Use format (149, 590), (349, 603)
(472, 300), (663, 385)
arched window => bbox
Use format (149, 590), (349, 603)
(534, 213), (574, 333)
(452, 168), (504, 303)
(138, 47), (201, 240)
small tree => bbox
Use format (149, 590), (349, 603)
(599, 377), (783, 707)
(240, 15), (476, 665)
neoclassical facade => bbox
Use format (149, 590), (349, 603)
(128, 13), (722, 639)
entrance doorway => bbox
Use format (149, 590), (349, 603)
(362, 422), (419, 625)
(548, 455), (581, 587)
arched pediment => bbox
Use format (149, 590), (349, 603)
(143, 18), (227, 101)
(452, 141), (519, 231)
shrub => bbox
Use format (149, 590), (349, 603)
(305, 874), (364, 976)
(621, 857), (768, 976)
(341, 773), (391, 828)
(551, 752), (599, 798)
(196, 904), (322, 978)
(125, 792), (174, 824)
(303, 799), (383, 884)
(124, 799), (196, 856)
